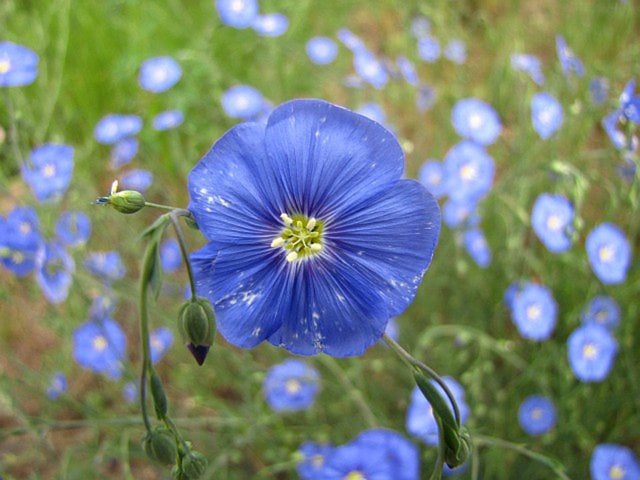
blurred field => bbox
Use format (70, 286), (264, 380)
(1, 0), (639, 479)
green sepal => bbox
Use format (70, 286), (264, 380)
(182, 451), (208, 479)
(178, 298), (216, 347)
(150, 369), (168, 419)
(142, 427), (177, 466)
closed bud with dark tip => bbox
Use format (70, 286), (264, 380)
(109, 190), (146, 214)
(178, 298), (216, 365)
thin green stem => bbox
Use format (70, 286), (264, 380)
(3, 89), (24, 166)
(429, 415), (445, 480)
(473, 434), (571, 480)
(139, 244), (155, 433)
(318, 356), (377, 428)
(164, 416), (191, 453)
(169, 212), (197, 301)
(144, 201), (180, 211)
(383, 333), (461, 427)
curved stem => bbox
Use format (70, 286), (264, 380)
(383, 333), (461, 427)
(473, 434), (571, 480)
(144, 201), (180, 212)
(139, 245), (155, 433)
(169, 212), (197, 301)
(429, 415), (445, 480)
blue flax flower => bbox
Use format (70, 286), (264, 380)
(215, 0), (258, 29)
(531, 92), (564, 140)
(451, 98), (502, 146)
(94, 114), (142, 145)
(22, 144), (74, 202)
(46, 372), (68, 400)
(444, 39), (467, 64)
(444, 141), (495, 202)
(36, 242), (75, 304)
(0, 206), (43, 277)
(263, 359), (320, 412)
(396, 56), (419, 86)
(89, 295), (117, 320)
(120, 168), (153, 192)
(221, 85), (265, 120)
(350, 429), (419, 480)
(555, 35), (585, 78)
(0, 41), (38, 87)
(590, 77), (610, 105)
(511, 54), (544, 86)
(318, 441), (394, 480)
(153, 109), (184, 130)
(84, 251), (126, 283)
(73, 318), (126, 379)
(418, 160), (447, 199)
(531, 193), (574, 253)
(160, 238), (182, 272)
(355, 102), (386, 126)
(189, 99), (440, 356)
(463, 228), (491, 268)
(150, 327), (173, 364)
(417, 36), (440, 63)
(109, 137), (138, 169)
(510, 282), (557, 341)
(581, 295), (620, 331)
(586, 223), (631, 285)
(591, 444), (640, 480)
(406, 376), (470, 446)
(297, 442), (335, 480)
(568, 324), (617, 382)
(306, 37), (338, 65)
(252, 13), (289, 37)
(353, 50), (388, 89)
(518, 395), (557, 436)
(337, 28), (365, 53)
(442, 198), (478, 229)
(138, 56), (181, 93)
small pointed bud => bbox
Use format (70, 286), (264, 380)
(109, 190), (146, 214)
(142, 428), (178, 465)
(179, 298), (216, 365)
(182, 451), (208, 479)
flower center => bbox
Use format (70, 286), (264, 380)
(285, 378), (302, 394)
(344, 472), (366, 480)
(526, 304), (541, 321)
(271, 213), (323, 262)
(595, 310), (608, 323)
(582, 342), (598, 359)
(0, 59), (11, 74)
(469, 113), (483, 129)
(42, 163), (56, 178)
(539, 109), (553, 125)
(609, 465), (625, 480)
(530, 407), (543, 420)
(311, 454), (324, 468)
(11, 251), (24, 264)
(546, 214), (562, 231)
(598, 245), (615, 263)
(150, 335), (163, 351)
(459, 163), (477, 181)
(19, 222), (32, 235)
(93, 335), (108, 352)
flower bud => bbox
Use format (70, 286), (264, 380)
(108, 189), (146, 214)
(142, 428), (177, 465)
(178, 298), (216, 365)
(182, 451), (208, 479)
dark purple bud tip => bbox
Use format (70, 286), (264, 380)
(187, 343), (210, 366)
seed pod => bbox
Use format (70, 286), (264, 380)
(142, 428), (177, 465)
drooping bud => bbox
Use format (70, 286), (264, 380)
(108, 189), (146, 214)
(150, 369), (168, 419)
(182, 451), (208, 479)
(142, 428), (178, 465)
(178, 298), (216, 365)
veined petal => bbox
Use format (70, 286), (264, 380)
(268, 254), (391, 357)
(263, 99), (404, 219)
(326, 180), (440, 315)
(188, 122), (281, 244)
(191, 242), (285, 347)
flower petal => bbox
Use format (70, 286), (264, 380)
(263, 99), (404, 219)
(188, 122), (281, 244)
(326, 180), (440, 315)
